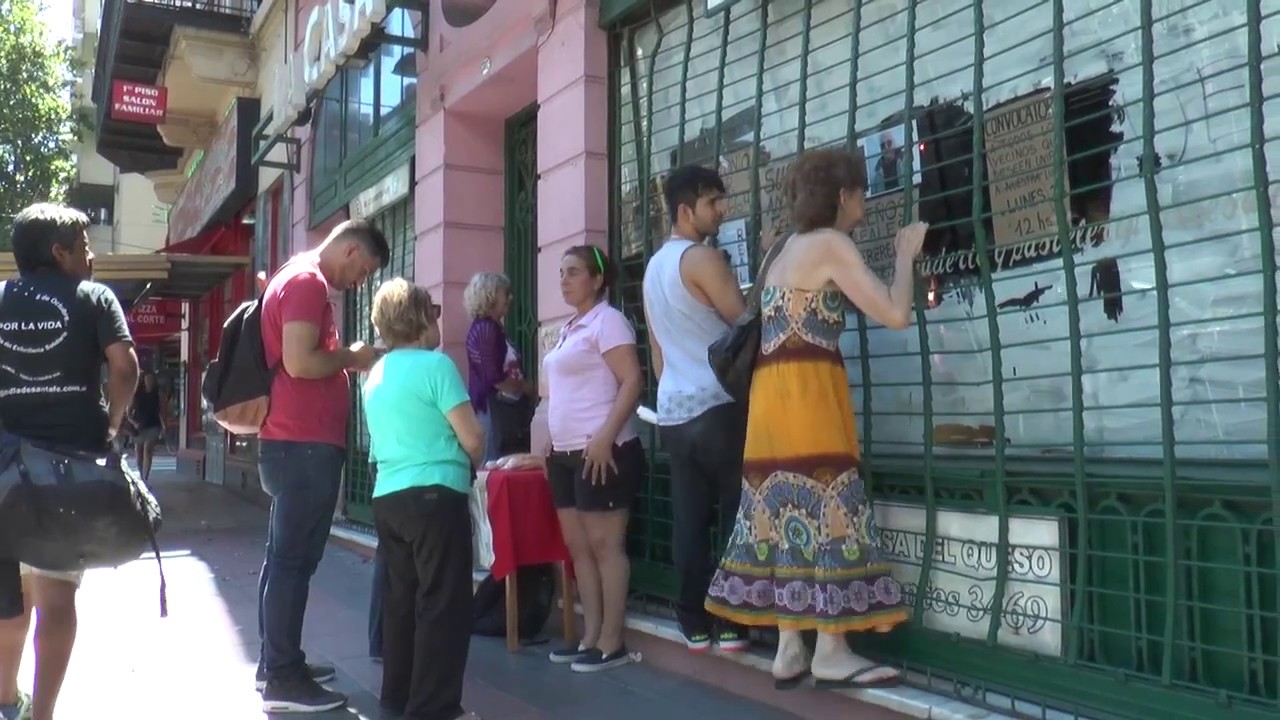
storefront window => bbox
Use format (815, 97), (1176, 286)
(314, 8), (419, 171)
(378, 9), (417, 124)
(611, 2), (1276, 719)
(314, 79), (343, 179)
(344, 60), (378, 156)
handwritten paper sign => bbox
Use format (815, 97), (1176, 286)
(853, 190), (915, 286)
(758, 158), (794, 251)
(984, 92), (1069, 247)
(716, 217), (750, 287)
(720, 146), (757, 220)
(875, 502), (1065, 656)
(719, 148), (796, 255)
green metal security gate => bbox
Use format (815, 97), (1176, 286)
(343, 198), (416, 524)
(504, 105), (539, 379)
(609, 1), (1278, 719)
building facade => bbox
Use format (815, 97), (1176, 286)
(88, 0), (268, 480)
(260, 0), (599, 523)
(86, 0), (1280, 717)
(603, 1), (1279, 720)
(70, 0), (170, 257)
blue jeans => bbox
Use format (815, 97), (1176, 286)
(257, 440), (345, 680)
(477, 408), (501, 464)
(368, 541), (387, 658)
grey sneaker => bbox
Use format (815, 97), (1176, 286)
(261, 676), (347, 713)
(255, 663), (336, 691)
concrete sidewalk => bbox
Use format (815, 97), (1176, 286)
(13, 465), (801, 720)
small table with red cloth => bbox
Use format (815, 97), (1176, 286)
(484, 468), (575, 651)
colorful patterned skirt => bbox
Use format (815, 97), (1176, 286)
(704, 314), (910, 633)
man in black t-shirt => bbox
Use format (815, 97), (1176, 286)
(0, 203), (138, 720)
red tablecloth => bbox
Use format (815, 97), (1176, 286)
(485, 468), (571, 581)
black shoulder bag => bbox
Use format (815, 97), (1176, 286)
(707, 236), (792, 404)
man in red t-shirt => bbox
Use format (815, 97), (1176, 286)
(255, 219), (387, 714)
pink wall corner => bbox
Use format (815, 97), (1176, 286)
(443, 111), (506, 172)
(535, 152), (609, 245)
(433, 278), (470, 372)
(532, 0), (609, 323)
(415, 111), (446, 181)
(413, 107), (509, 382)
(534, 0), (607, 99)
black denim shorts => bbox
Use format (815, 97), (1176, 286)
(546, 437), (646, 513)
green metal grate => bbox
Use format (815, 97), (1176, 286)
(608, 1), (1279, 718)
(343, 198), (416, 524)
(505, 105), (540, 379)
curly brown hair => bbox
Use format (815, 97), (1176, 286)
(785, 148), (869, 233)
(371, 278), (437, 348)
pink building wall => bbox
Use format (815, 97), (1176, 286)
(416, 0), (609, 370)
(289, 0), (322, 258)
(284, 0), (609, 373)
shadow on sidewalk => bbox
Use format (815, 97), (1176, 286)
(29, 469), (798, 720)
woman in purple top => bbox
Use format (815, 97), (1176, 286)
(464, 272), (523, 462)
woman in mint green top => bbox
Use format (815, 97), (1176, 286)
(360, 278), (484, 720)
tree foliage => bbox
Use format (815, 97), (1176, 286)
(0, 0), (82, 246)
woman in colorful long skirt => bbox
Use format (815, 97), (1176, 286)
(705, 147), (928, 691)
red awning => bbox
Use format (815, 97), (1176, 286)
(161, 208), (252, 257)
(161, 232), (219, 256)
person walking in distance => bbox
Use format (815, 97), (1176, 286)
(0, 204), (139, 720)
(130, 372), (166, 483)
(256, 220), (389, 713)
(641, 165), (751, 653)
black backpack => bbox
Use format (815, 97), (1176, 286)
(201, 298), (274, 435)
(471, 565), (556, 641)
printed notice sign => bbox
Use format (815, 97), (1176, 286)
(984, 92), (1069, 247)
(874, 502), (1065, 657)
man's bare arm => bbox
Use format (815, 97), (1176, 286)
(684, 244), (747, 323)
(282, 321), (356, 379)
(103, 341), (139, 438)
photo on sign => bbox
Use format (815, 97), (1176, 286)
(861, 122), (922, 198)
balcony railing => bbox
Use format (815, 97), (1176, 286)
(91, 0), (261, 109)
(90, 0), (261, 172)
(125, 0), (258, 17)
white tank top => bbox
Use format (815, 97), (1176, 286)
(642, 238), (735, 425)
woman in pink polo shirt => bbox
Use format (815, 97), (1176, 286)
(542, 245), (645, 674)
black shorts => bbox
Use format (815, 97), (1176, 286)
(546, 437), (646, 512)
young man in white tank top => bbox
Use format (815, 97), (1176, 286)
(641, 165), (751, 653)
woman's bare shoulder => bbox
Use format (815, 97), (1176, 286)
(767, 230), (843, 289)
